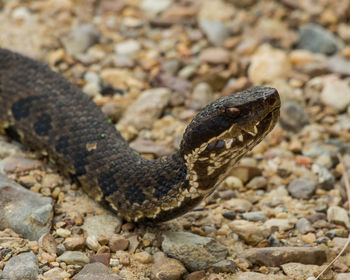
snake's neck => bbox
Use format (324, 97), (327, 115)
(102, 151), (206, 223)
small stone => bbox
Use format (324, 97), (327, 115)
(2, 252), (39, 280)
(312, 164), (335, 190)
(130, 139), (174, 157)
(224, 198), (252, 212)
(264, 219), (295, 231)
(56, 251), (90, 265)
(298, 23), (345, 55)
(134, 251), (152, 264)
(288, 178), (316, 199)
(301, 233), (316, 244)
(188, 83), (214, 110)
(43, 267), (71, 280)
(56, 228), (71, 238)
(243, 247), (327, 266)
(228, 166), (262, 184)
(248, 44), (291, 84)
(199, 48), (231, 64)
(246, 176), (267, 190)
(86, 235), (101, 251)
(210, 259), (236, 273)
(241, 211), (267, 222)
(280, 102), (310, 132)
(229, 220), (269, 245)
(0, 174), (53, 241)
(102, 103), (122, 122)
(119, 252), (130, 265)
(39, 233), (57, 255)
(90, 253), (111, 266)
(115, 40), (140, 56)
(222, 211), (236, 220)
(296, 218), (315, 234)
(63, 236), (85, 250)
(327, 206), (350, 229)
(0, 155), (42, 174)
(222, 176), (243, 190)
(321, 75), (350, 112)
(152, 252), (187, 280)
(281, 263), (322, 280)
(234, 272), (289, 280)
(81, 215), (122, 240)
(118, 88), (171, 130)
(327, 55), (350, 75)
(162, 232), (227, 271)
(184, 270), (206, 280)
(61, 24), (100, 56)
(336, 273), (350, 280)
(73, 262), (122, 280)
(109, 235), (130, 252)
(140, 0), (172, 17)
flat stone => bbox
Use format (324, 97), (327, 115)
(288, 178), (316, 199)
(280, 102), (310, 132)
(198, 19), (230, 46)
(109, 234), (129, 252)
(298, 23), (345, 55)
(264, 219), (295, 231)
(118, 88), (171, 130)
(0, 174), (53, 240)
(243, 247), (327, 266)
(209, 260), (236, 273)
(63, 236), (86, 250)
(73, 262), (122, 280)
(248, 44), (291, 84)
(56, 251), (90, 265)
(130, 139), (174, 157)
(230, 220), (269, 245)
(81, 214), (122, 240)
(321, 75), (350, 112)
(281, 263), (322, 280)
(162, 231), (227, 272)
(114, 40), (140, 56)
(327, 206), (350, 229)
(246, 176), (267, 190)
(235, 272), (289, 280)
(43, 267), (71, 280)
(2, 252), (39, 280)
(199, 48), (231, 64)
(152, 252), (187, 280)
(296, 218), (315, 234)
(224, 198), (252, 212)
(0, 155), (42, 174)
(241, 211), (267, 222)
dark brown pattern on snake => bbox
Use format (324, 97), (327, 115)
(0, 48), (280, 222)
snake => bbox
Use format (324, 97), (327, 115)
(0, 48), (280, 223)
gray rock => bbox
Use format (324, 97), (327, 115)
(118, 88), (171, 130)
(61, 24), (100, 56)
(210, 260), (237, 273)
(243, 247), (326, 266)
(312, 164), (335, 190)
(280, 102), (310, 132)
(327, 206), (350, 229)
(296, 218), (315, 234)
(0, 174), (52, 240)
(73, 262), (122, 280)
(241, 211), (267, 222)
(327, 55), (350, 75)
(81, 214), (122, 240)
(288, 178), (316, 199)
(56, 251), (90, 265)
(298, 23), (345, 55)
(162, 231), (228, 272)
(246, 176), (267, 190)
(198, 19), (230, 46)
(2, 252), (39, 280)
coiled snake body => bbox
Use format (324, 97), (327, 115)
(0, 48), (280, 222)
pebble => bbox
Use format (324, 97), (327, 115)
(130, 139), (174, 157)
(327, 206), (350, 229)
(2, 252), (39, 280)
(243, 247), (327, 266)
(161, 231), (227, 271)
(228, 166), (262, 184)
(296, 218), (315, 234)
(298, 23), (345, 55)
(241, 211), (267, 222)
(56, 228), (71, 238)
(321, 75), (350, 112)
(248, 44), (291, 84)
(198, 20), (230, 46)
(327, 55), (350, 75)
(0, 155), (42, 174)
(246, 176), (267, 190)
(81, 214), (122, 240)
(61, 24), (100, 56)
(336, 273), (350, 280)
(154, 73), (191, 94)
(39, 233), (57, 255)
(281, 263), (322, 280)
(0, 174), (52, 241)
(199, 48), (231, 64)
(134, 251), (152, 264)
(288, 178), (316, 199)
(118, 88), (171, 130)
(264, 219), (295, 231)
(109, 234), (130, 252)
(152, 252), (187, 280)
(184, 270), (206, 280)
(86, 235), (101, 251)
(56, 251), (90, 265)
(140, 0), (172, 17)
(73, 262), (122, 280)
(90, 253), (111, 266)
(224, 198), (252, 212)
(63, 236), (86, 250)
(229, 220), (269, 245)
(312, 164), (335, 190)
(114, 40), (140, 56)
(188, 82), (214, 110)
(43, 267), (71, 280)
(234, 272), (289, 280)
(280, 102), (310, 132)
(210, 259), (237, 273)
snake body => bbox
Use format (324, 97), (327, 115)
(0, 48), (280, 222)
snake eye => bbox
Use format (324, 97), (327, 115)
(225, 107), (240, 118)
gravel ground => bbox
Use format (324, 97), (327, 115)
(1, 0), (350, 279)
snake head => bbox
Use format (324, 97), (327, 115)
(180, 86), (280, 192)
